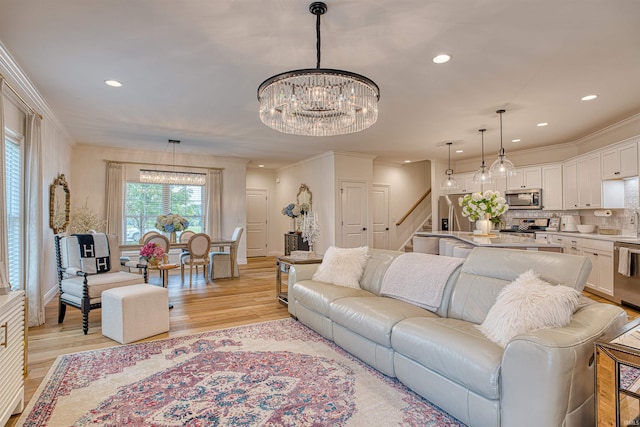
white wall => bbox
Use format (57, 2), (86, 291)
(71, 144), (249, 264)
(276, 152), (335, 254)
(41, 119), (74, 302)
(373, 160), (431, 250)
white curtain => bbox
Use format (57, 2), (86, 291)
(24, 113), (44, 326)
(105, 162), (124, 238)
(0, 79), (7, 266)
(206, 170), (222, 236)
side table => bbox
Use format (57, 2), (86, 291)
(276, 255), (323, 305)
(596, 316), (640, 427)
(147, 263), (178, 288)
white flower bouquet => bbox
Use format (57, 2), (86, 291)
(155, 213), (189, 233)
(459, 190), (509, 222)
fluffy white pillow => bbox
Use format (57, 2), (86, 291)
(478, 269), (580, 348)
(312, 246), (369, 289)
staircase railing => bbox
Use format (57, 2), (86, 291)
(395, 188), (431, 226)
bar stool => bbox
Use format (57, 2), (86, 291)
(413, 236), (439, 254)
(453, 246), (473, 259)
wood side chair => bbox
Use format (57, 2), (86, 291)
(180, 233), (211, 285)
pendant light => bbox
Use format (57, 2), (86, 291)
(257, 2), (380, 136)
(489, 109), (516, 177)
(440, 142), (458, 190)
(473, 129), (494, 184)
(139, 140), (206, 186)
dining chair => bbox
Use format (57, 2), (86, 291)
(209, 227), (243, 280)
(179, 230), (197, 273)
(140, 230), (161, 244)
(143, 234), (170, 278)
(181, 233), (211, 285)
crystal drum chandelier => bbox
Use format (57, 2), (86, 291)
(139, 140), (206, 186)
(489, 109), (516, 177)
(257, 2), (380, 136)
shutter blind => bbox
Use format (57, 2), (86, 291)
(5, 138), (22, 289)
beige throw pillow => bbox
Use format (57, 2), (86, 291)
(478, 269), (580, 347)
(312, 246), (369, 289)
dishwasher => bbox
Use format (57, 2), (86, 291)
(614, 241), (640, 308)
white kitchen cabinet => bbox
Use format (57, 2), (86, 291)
(450, 173), (482, 194)
(542, 163), (563, 210)
(0, 291), (25, 426)
(576, 153), (602, 208)
(581, 240), (614, 296)
(563, 160), (578, 209)
(550, 234), (582, 255)
(507, 166), (542, 190)
(601, 140), (638, 179)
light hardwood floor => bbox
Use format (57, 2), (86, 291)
(7, 256), (289, 427)
(6, 258), (639, 426)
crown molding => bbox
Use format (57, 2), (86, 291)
(0, 41), (74, 143)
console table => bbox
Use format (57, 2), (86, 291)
(276, 255), (322, 305)
(595, 316), (640, 426)
(283, 232), (309, 256)
(0, 290), (25, 426)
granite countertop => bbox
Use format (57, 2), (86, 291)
(415, 231), (563, 248)
(537, 230), (640, 244)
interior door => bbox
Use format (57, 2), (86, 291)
(246, 188), (268, 257)
(341, 180), (368, 248)
(372, 184), (389, 249)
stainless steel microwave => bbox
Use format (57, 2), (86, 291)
(504, 189), (542, 210)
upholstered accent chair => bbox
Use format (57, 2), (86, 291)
(55, 233), (148, 334)
(209, 227), (243, 280)
(180, 233), (211, 285)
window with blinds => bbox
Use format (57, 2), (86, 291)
(123, 182), (204, 244)
(4, 137), (22, 290)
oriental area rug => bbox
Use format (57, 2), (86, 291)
(19, 318), (465, 426)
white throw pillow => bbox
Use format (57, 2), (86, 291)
(478, 269), (580, 348)
(312, 246), (369, 289)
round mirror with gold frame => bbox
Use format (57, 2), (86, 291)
(50, 174), (70, 234)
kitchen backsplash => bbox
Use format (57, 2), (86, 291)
(502, 180), (638, 233)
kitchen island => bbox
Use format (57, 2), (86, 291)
(415, 231), (563, 251)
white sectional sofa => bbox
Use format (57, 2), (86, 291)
(287, 247), (627, 427)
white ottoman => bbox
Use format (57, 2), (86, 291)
(102, 284), (169, 344)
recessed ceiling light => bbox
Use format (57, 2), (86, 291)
(581, 94), (598, 101)
(455, 149), (463, 153)
(105, 79), (122, 87)
(404, 160), (411, 163)
(432, 54), (451, 64)
(511, 139), (521, 143)
(537, 122), (548, 127)
(258, 164), (265, 168)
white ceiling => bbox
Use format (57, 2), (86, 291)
(1, 0), (639, 169)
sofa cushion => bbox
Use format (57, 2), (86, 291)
(312, 246), (369, 288)
(291, 280), (375, 317)
(330, 297), (438, 347)
(478, 270), (581, 347)
(61, 271), (144, 299)
(392, 317), (503, 400)
(448, 247), (591, 324)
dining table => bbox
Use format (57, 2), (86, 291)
(119, 237), (237, 279)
